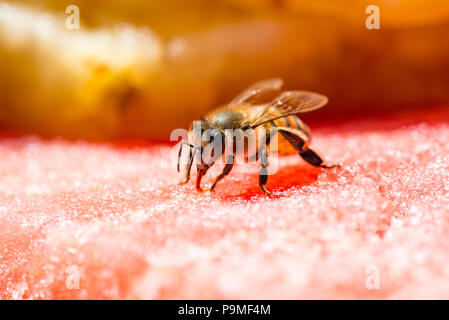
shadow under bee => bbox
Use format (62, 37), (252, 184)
(207, 163), (333, 201)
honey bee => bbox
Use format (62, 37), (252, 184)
(177, 79), (340, 196)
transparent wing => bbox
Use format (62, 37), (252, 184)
(250, 91), (328, 128)
(231, 78), (284, 105)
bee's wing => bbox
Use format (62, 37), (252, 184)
(250, 91), (328, 128)
(231, 78), (284, 105)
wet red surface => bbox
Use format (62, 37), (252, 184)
(1, 107), (449, 299)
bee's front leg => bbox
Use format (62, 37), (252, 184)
(179, 176), (190, 185)
(209, 155), (234, 192)
(195, 166), (210, 193)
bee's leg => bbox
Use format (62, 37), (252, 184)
(209, 155), (234, 192)
(277, 128), (306, 153)
(258, 145), (272, 196)
(277, 127), (340, 169)
(259, 165), (271, 196)
(299, 148), (341, 169)
(195, 166), (210, 192)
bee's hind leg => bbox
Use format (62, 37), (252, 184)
(277, 127), (340, 169)
(300, 148), (340, 169)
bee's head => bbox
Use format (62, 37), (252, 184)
(189, 118), (224, 169)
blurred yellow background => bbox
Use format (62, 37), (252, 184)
(1, 0), (449, 139)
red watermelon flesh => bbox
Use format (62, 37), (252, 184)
(1, 107), (449, 299)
